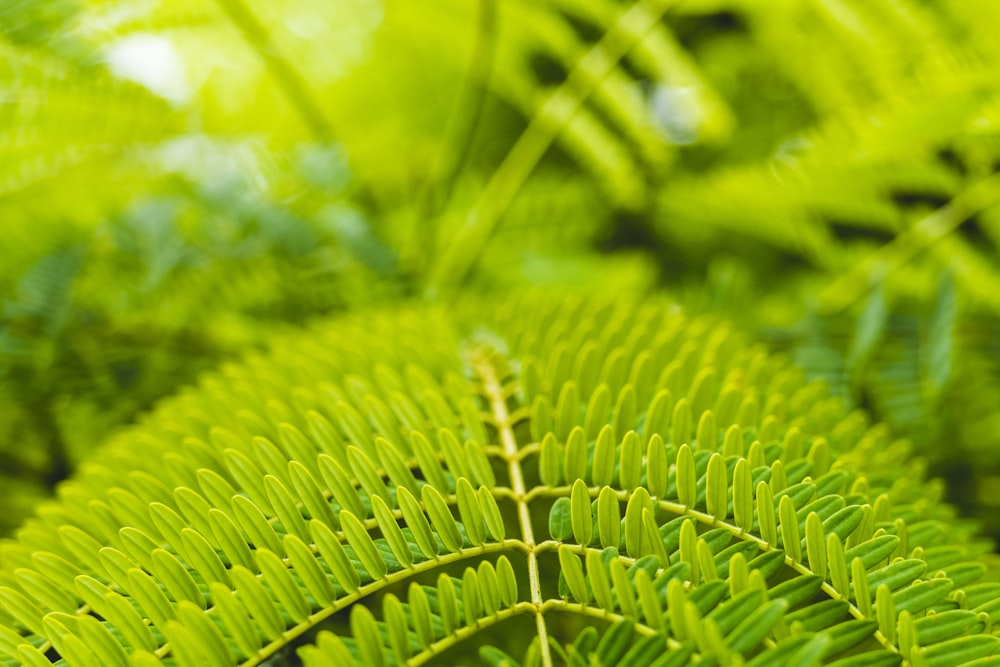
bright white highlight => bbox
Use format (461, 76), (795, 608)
(106, 34), (190, 105)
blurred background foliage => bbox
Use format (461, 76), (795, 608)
(3, 0), (1000, 540)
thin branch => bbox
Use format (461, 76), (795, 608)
(406, 603), (537, 667)
(819, 171), (1000, 314)
(213, 0), (333, 140)
(424, 0), (674, 298)
(413, 0), (498, 268)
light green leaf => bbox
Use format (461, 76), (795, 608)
(564, 426), (588, 482)
(350, 605), (386, 667)
(340, 510), (387, 580)
(570, 479), (593, 546)
(549, 497), (573, 541)
(597, 486), (621, 549)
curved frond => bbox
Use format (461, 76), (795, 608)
(0, 297), (995, 666)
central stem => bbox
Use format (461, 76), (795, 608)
(475, 355), (554, 667)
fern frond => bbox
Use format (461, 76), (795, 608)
(0, 297), (995, 666)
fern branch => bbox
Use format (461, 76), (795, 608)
(243, 540), (529, 666)
(425, 0), (673, 297)
(819, 171), (1000, 314)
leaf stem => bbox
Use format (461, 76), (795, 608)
(474, 352), (555, 667)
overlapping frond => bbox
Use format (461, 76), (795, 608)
(0, 297), (995, 666)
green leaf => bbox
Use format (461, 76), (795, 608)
(844, 534), (900, 571)
(696, 410), (717, 452)
(912, 609), (980, 645)
(757, 481), (777, 545)
(893, 578), (953, 615)
(539, 433), (562, 486)
(479, 486), (506, 542)
(733, 458), (753, 533)
(397, 486), (439, 559)
(867, 559), (927, 593)
(667, 577), (689, 641)
(565, 426), (588, 482)
(409, 583), (434, 648)
(709, 589), (765, 636)
(642, 508), (670, 567)
(556, 381), (580, 440)
(549, 497), (573, 541)
(208, 509), (256, 572)
(480, 646), (520, 667)
(350, 605), (386, 667)
(176, 600), (235, 666)
(438, 574), (459, 635)
(610, 558), (637, 619)
(769, 575), (824, 608)
(646, 433), (668, 498)
(706, 452), (728, 519)
(595, 620), (633, 666)
(127, 568), (174, 628)
(310, 519), (360, 594)
(462, 567), (481, 624)
(624, 487), (652, 558)
(698, 539), (720, 581)
(410, 432), (449, 492)
(339, 510), (387, 580)
(876, 584), (897, 643)
(823, 651), (902, 667)
(598, 486), (621, 549)
(787, 634), (830, 667)
(916, 635), (1000, 667)
(285, 534), (337, 605)
(805, 512), (827, 578)
(497, 556), (518, 607)
(620, 431), (642, 490)
(593, 424), (616, 486)
(723, 424), (744, 458)
(847, 283), (888, 380)
(786, 598), (849, 631)
(232, 495), (284, 556)
(679, 519), (699, 585)
(643, 390), (673, 445)
(828, 533), (850, 598)
(463, 440), (497, 487)
(570, 479), (593, 545)
(456, 477), (486, 547)
(676, 444), (697, 508)
(635, 569), (662, 629)
(558, 546), (589, 603)
(383, 593), (410, 664)
(924, 272), (956, 397)
(422, 485), (463, 552)
(779, 494), (802, 562)
(209, 583), (260, 660)
(726, 599), (789, 653)
(258, 548), (312, 623)
(102, 591), (157, 652)
(671, 399), (692, 448)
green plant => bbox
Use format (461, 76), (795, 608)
(1, 296), (996, 666)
